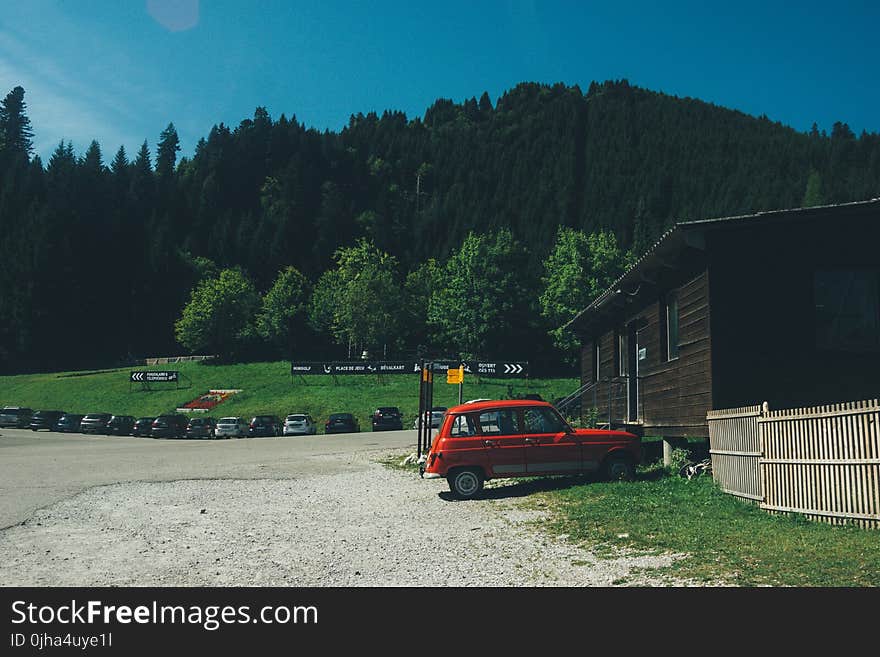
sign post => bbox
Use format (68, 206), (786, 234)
(447, 365), (464, 404)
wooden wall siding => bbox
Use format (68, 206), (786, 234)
(707, 405), (763, 501)
(580, 343), (593, 389)
(580, 270), (713, 436)
(759, 400), (880, 529)
(639, 270), (713, 436)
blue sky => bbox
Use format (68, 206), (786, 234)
(3, 1), (879, 163)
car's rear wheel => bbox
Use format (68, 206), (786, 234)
(448, 467), (484, 499)
(602, 453), (635, 482)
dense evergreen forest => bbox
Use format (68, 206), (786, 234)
(1, 80), (878, 375)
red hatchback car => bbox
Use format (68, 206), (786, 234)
(420, 400), (641, 499)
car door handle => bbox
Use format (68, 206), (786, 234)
(524, 438), (538, 444)
(484, 440), (496, 447)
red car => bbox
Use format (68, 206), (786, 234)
(420, 400), (641, 499)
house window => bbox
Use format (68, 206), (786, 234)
(661, 292), (679, 361)
(815, 269), (880, 352)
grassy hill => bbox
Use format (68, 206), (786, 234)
(0, 360), (578, 432)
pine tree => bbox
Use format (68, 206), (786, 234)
(0, 86), (34, 158)
(156, 123), (180, 178)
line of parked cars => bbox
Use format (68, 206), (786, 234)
(2, 404), (417, 438)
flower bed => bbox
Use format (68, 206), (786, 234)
(179, 389), (241, 410)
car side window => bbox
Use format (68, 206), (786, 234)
(523, 407), (566, 434)
(478, 410), (520, 436)
(450, 414), (477, 437)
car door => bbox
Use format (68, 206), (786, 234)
(477, 408), (525, 476)
(522, 406), (582, 475)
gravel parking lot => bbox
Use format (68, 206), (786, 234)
(0, 445), (694, 586)
(0, 427), (702, 586)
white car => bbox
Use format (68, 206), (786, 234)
(283, 413), (317, 436)
(412, 407), (447, 429)
(215, 416), (248, 438)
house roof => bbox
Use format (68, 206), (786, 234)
(563, 197), (880, 334)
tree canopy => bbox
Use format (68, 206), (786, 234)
(1, 80), (879, 373)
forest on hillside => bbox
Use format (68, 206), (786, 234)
(1, 79), (878, 375)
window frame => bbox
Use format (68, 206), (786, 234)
(661, 291), (680, 362)
(814, 267), (880, 353)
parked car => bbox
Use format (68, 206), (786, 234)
(371, 406), (403, 431)
(215, 416), (248, 438)
(29, 410), (65, 431)
(53, 413), (84, 433)
(283, 414), (317, 436)
(186, 416), (217, 439)
(420, 399), (642, 499)
(412, 406), (447, 429)
(131, 417), (155, 437)
(105, 415), (135, 436)
(248, 415), (282, 437)
(80, 413), (112, 434)
(325, 413), (360, 434)
(0, 406), (34, 428)
(150, 414), (188, 439)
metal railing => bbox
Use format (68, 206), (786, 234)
(555, 375), (633, 429)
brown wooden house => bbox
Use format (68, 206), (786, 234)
(563, 198), (880, 438)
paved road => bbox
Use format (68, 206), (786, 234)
(0, 427), (419, 528)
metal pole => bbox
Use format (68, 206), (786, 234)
(417, 362), (424, 458)
(608, 377), (612, 429)
(426, 363), (434, 449)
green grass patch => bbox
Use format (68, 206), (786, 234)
(0, 360), (577, 434)
(534, 469), (880, 586)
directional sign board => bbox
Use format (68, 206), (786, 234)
(290, 360), (528, 377)
(447, 367), (463, 384)
(464, 361), (529, 377)
(291, 361), (417, 375)
(131, 370), (179, 383)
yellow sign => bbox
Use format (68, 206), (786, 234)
(447, 366), (464, 384)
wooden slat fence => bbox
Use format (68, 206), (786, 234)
(707, 399), (880, 529)
(707, 404), (763, 501)
(759, 399), (880, 529)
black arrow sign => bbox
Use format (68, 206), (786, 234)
(130, 371), (179, 382)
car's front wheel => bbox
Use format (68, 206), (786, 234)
(602, 453), (635, 482)
(448, 467), (484, 500)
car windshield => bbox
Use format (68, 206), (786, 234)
(377, 407), (398, 413)
(287, 415), (306, 421)
(219, 418), (237, 423)
(329, 414), (350, 420)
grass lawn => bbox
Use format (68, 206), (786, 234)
(0, 360), (578, 432)
(529, 463), (880, 586)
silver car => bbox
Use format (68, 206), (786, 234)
(412, 407), (447, 429)
(215, 416), (248, 438)
(283, 413), (317, 436)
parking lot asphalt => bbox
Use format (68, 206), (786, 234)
(0, 428), (418, 528)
